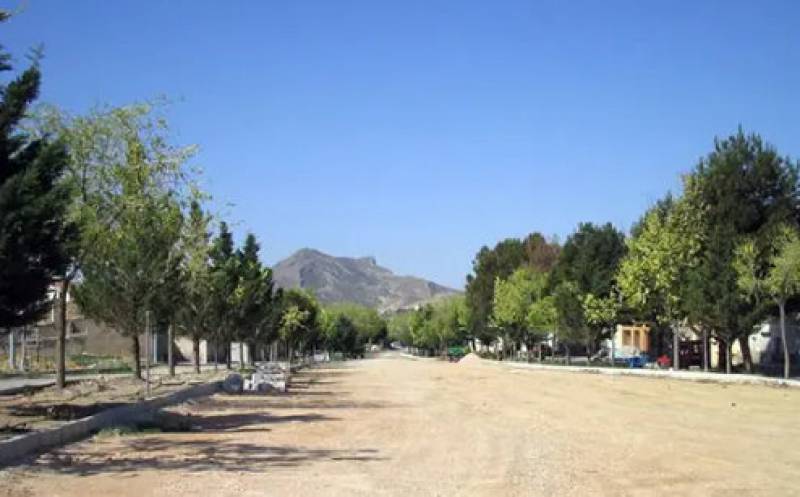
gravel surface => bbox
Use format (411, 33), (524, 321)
(2, 353), (798, 496)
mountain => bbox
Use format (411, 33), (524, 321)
(272, 248), (460, 313)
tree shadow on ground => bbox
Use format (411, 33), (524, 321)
(9, 402), (128, 420)
(193, 394), (402, 411)
(193, 412), (337, 432)
(34, 438), (385, 475)
(28, 406), (381, 476)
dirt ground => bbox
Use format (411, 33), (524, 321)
(0, 370), (226, 439)
(2, 353), (799, 497)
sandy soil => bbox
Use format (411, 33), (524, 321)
(1, 371), (226, 439)
(2, 353), (799, 497)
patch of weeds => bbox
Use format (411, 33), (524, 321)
(95, 425), (138, 439)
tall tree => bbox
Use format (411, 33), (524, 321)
(278, 289), (319, 362)
(176, 200), (214, 373)
(0, 14), (72, 332)
(232, 233), (273, 365)
(31, 101), (198, 386)
(465, 238), (527, 347)
(493, 268), (550, 361)
(72, 138), (186, 379)
(209, 221), (239, 369)
(682, 129), (800, 372)
(617, 198), (705, 368)
(551, 223), (626, 356)
(735, 225), (800, 379)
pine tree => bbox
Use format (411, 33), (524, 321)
(0, 13), (72, 330)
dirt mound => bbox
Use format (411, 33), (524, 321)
(458, 352), (483, 365)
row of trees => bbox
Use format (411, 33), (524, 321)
(387, 296), (469, 355)
(0, 17), (386, 384)
(465, 131), (800, 378)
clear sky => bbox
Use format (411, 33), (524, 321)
(5, 1), (799, 288)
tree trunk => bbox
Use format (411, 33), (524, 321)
(167, 324), (175, 377)
(131, 335), (141, 379)
(213, 339), (218, 370)
(192, 336), (200, 374)
(249, 341), (256, 365)
(56, 279), (70, 389)
(725, 340), (732, 374)
(702, 328), (709, 372)
(225, 341), (232, 370)
(239, 341), (244, 367)
(738, 335), (753, 374)
(779, 301), (790, 379)
(673, 326), (680, 370)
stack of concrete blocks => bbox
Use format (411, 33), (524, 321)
(242, 362), (289, 393)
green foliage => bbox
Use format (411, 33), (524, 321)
(0, 27), (72, 328)
(617, 198), (704, 325)
(551, 222), (626, 297)
(402, 296), (468, 353)
(735, 225), (800, 378)
(277, 288), (320, 356)
(681, 129), (799, 352)
(67, 104), (193, 378)
(465, 233), (559, 344)
(387, 311), (414, 344)
(493, 268), (554, 354)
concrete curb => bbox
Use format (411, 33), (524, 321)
(0, 380), (221, 467)
(479, 357), (800, 389)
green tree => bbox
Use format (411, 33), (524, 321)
(466, 233), (561, 348)
(387, 311), (414, 345)
(209, 221), (239, 368)
(231, 233), (273, 365)
(30, 101), (198, 386)
(682, 130), (799, 372)
(176, 200), (214, 373)
(617, 198), (704, 368)
(493, 269), (548, 360)
(551, 223), (626, 358)
(0, 16), (72, 333)
(72, 138), (186, 379)
(735, 225), (800, 379)
(278, 289), (319, 362)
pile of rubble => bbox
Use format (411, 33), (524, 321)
(222, 362), (289, 394)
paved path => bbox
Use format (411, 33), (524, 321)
(3, 353), (799, 496)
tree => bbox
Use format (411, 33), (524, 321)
(681, 130), (799, 372)
(550, 223), (626, 357)
(735, 225), (800, 378)
(72, 140), (186, 379)
(617, 198), (704, 368)
(551, 222), (626, 298)
(493, 268), (548, 360)
(230, 233), (273, 365)
(209, 221), (239, 369)
(176, 200), (214, 373)
(278, 289), (319, 362)
(31, 101), (198, 387)
(387, 311), (414, 345)
(582, 292), (620, 359)
(552, 280), (585, 362)
(465, 235), (552, 346)
(0, 16), (72, 333)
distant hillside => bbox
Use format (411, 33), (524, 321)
(272, 248), (460, 313)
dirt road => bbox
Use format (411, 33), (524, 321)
(3, 354), (799, 496)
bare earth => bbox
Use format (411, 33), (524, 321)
(2, 354), (799, 497)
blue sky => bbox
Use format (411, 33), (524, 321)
(5, 1), (800, 288)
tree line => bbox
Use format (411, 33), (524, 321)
(0, 19), (386, 385)
(461, 132), (800, 378)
